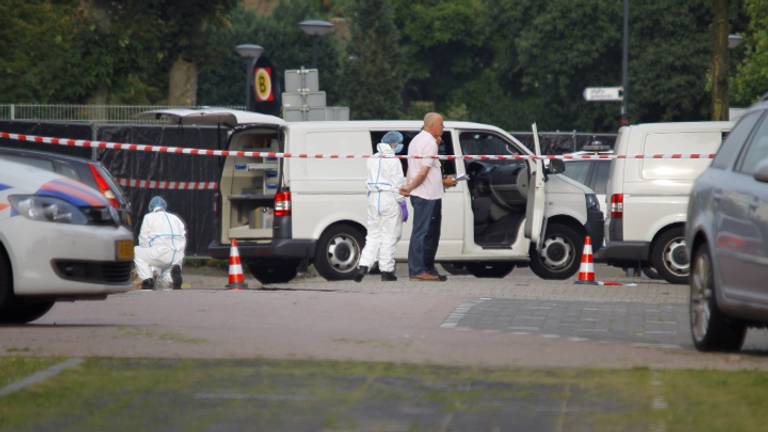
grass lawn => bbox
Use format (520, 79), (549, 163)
(1, 356), (766, 431)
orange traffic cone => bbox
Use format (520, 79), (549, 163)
(226, 239), (249, 290)
(575, 236), (598, 285)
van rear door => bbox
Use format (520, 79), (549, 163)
(524, 123), (546, 248)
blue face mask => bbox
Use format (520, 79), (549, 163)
(394, 143), (404, 154)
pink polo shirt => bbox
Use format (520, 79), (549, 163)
(407, 130), (443, 200)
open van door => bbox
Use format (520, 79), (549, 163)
(523, 123), (546, 250)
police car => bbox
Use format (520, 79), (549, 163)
(0, 159), (134, 324)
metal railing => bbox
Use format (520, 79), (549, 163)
(0, 104), (245, 123)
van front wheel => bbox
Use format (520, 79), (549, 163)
(314, 224), (365, 281)
(529, 223), (583, 280)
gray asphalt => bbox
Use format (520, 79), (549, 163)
(2, 264), (767, 369)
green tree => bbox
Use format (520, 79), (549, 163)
(198, 1), (344, 108)
(392, 0), (492, 116)
(343, 0), (404, 119)
(0, 0), (86, 102)
(732, 0), (768, 105)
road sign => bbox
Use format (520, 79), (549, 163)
(583, 87), (623, 102)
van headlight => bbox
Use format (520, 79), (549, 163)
(586, 193), (600, 210)
(9, 195), (90, 225)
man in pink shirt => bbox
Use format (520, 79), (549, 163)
(400, 112), (457, 281)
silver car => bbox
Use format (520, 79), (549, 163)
(686, 99), (768, 351)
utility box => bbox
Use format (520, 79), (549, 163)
(282, 91), (327, 108)
(284, 68), (320, 92)
(282, 67), (350, 121)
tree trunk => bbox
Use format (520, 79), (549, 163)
(168, 57), (198, 106)
(711, 0), (729, 121)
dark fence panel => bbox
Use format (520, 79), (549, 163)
(96, 125), (228, 256)
(0, 120), (93, 158)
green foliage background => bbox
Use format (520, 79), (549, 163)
(0, 0), (763, 131)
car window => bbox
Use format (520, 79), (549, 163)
(737, 114), (768, 175)
(459, 132), (520, 156)
(562, 161), (591, 185)
(0, 155), (55, 172)
(54, 161), (82, 183)
(592, 160), (610, 194)
(712, 111), (763, 169)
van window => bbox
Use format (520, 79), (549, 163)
(458, 132), (521, 167)
(562, 161), (591, 185)
(737, 114), (768, 175)
(713, 111), (763, 170)
(642, 132), (723, 180)
(371, 130), (456, 177)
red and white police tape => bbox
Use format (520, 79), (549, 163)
(116, 178), (218, 190)
(0, 131), (717, 161)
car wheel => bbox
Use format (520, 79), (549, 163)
(689, 243), (746, 352)
(0, 247), (14, 317)
(441, 262), (469, 275)
(246, 259), (299, 284)
(529, 223), (583, 280)
(651, 227), (689, 284)
(466, 262), (514, 278)
(0, 300), (55, 324)
(314, 224), (365, 281)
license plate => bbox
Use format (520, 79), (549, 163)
(116, 240), (134, 261)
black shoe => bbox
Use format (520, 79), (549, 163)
(428, 269), (448, 281)
(141, 278), (155, 290)
(171, 265), (183, 290)
(381, 272), (397, 281)
(353, 266), (368, 283)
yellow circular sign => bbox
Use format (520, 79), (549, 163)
(254, 68), (272, 102)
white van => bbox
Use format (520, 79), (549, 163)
(144, 109), (603, 283)
(599, 121), (732, 284)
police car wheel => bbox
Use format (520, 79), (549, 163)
(0, 300), (55, 324)
(0, 246), (15, 317)
(314, 224), (365, 281)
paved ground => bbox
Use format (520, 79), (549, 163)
(3, 263), (767, 370)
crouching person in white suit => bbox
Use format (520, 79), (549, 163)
(354, 131), (408, 282)
(134, 196), (187, 290)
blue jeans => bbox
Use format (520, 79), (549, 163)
(408, 196), (442, 276)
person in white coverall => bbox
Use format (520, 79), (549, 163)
(354, 131), (408, 282)
(134, 196), (187, 290)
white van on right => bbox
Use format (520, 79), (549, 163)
(599, 121), (731, 284)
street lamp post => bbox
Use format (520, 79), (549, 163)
(235, 44), (264, 108)
(298, 20), (334, 68)
(621, 0), (629, 126)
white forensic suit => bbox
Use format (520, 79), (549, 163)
(134, 208), (187, 285)
(358, 143), (406, 273)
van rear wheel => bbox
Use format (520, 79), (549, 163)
(314, 224), (365, 281)
(651, 227), (689, 284)
(246, 259), (299, 284)
(529, 223), (583, 280)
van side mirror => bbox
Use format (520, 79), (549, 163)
(754, 159), (768, 183)
(545, 159), (566, 175)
